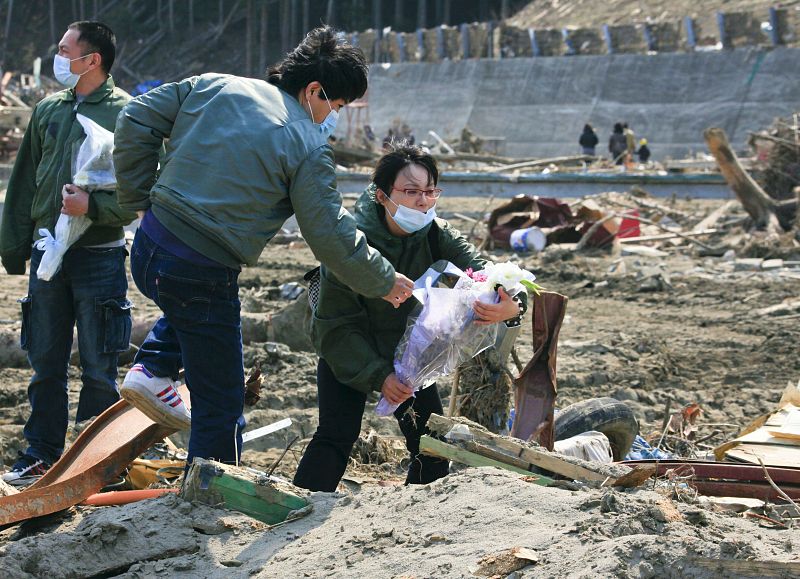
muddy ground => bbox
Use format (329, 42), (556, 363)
(0, 194), (798, 577)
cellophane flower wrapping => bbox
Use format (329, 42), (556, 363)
(35, 115), (115, 281)
(375, 267), (500, 416)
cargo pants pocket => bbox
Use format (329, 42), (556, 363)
(96, 297), (133, 353)
(18, 296), (32, 351)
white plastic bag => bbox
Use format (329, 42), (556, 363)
(34, 216), (92, 281)
(35, 115), (116, 280)
(72, 114), (116, 190)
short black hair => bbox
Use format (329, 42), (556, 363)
(267, 26), (368, 103)
(69, 21), (116, 74)
(372, 142), (439, 198)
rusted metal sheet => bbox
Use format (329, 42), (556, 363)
(689, 480), (800, 501)
(0, 386), (189, 526)
(510, 291), (568, 450)
(622, 459), (800, 500)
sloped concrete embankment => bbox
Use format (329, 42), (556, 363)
(366, 47), (800, 159)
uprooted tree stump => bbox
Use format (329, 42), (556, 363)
(454, 348), (513, 434)
(704, 127), (797, 232)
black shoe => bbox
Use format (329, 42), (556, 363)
(2, 451), (51, 485)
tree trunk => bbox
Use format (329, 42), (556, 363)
(325, 0), (334, 27)
(49, 0), (56, 44)
(302, 0), (309, 36)
(169, 0), (174, 33)
(704, 127), (783, 231)
(289, 0), (297, 47)
(1, 0), (13, 71)
(280, 0), (289, 53)
(394, 0), (402, 29)
(188, 0), (194, 35)
(417, 0), (426, 29)
(245, 0), (253, 76)
(258, 0), (268, 75)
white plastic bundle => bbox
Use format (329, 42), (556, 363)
(35, 115), (115, 281)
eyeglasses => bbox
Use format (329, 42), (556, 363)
(391, 187), (443, 200)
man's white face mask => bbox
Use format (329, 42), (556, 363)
(306, 85), (338, 137)
(53, 53), (93, 88)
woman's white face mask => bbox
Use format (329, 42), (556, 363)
(385, 195), (437, 233)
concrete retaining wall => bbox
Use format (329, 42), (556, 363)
(361, 47), (800, 159)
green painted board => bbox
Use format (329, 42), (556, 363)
(182, 458), (310, 525)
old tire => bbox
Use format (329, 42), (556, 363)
(554, 397), (639, 461)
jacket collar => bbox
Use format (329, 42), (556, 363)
(55, 75), (116, 103)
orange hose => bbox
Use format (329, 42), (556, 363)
(81, 488), (179, 506)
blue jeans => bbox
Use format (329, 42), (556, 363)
(129, 228), (244, 465)
(22, 245), (131, 464)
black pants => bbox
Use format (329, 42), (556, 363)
(293, 358), (449, 492)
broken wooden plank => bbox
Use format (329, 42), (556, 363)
(618, 229), (718, 244)
(690, 558), (800, 577)
(693, 200), (736, 232)
(419, 436), (553, 484)
(427, 414), (615, 484)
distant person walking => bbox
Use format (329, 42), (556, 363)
(608, 122), (627, 165)
(636, 138), (651, 163)
(579, 124), (599, 156)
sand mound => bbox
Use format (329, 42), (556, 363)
(1, 469), (796, 578)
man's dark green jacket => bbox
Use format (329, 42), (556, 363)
(313, 188), (487, 394)
(114, 73), (394, 298)
(0, 76), (136, 274)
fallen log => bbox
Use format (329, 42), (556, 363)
(704, 127), (796, 231)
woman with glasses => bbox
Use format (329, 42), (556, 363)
(293, 143), (525, 491)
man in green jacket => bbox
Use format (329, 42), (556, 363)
(1, 22), (136, 483)
(114, 26), (413, 466)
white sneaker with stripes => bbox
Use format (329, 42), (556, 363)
(121, 364), (191, 430)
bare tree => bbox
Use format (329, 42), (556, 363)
(1, 0), (14, 71)
(325, 0), (334, 27)
(49, 0), (56, 44)
(259, 0), (268, 74)
(245, 0), (253, 76)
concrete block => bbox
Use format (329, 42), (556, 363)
(722, 11), (770, 48)
(606, 24), (648, 54)
(646, 22), (682, 53)
(467, 22), (491, 59)
(422, 28), (440, 61)
(499, 25), (533, 58)
(563, 27), (605, 56)
(532, 28), (565, 57)
(358, 29), (378, 63)
(404, 31), (423, 62)
(442, 26), (461, 60)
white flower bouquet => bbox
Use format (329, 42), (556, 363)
(375, 260), (540, 416)
(36, 115), (116, 281)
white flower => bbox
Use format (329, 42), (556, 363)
(482, 261), (536, 294)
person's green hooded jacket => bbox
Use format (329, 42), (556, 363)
(0, 76), (136, 274)
(313, 187), (487, 395)
(114, 73), (394, 298)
